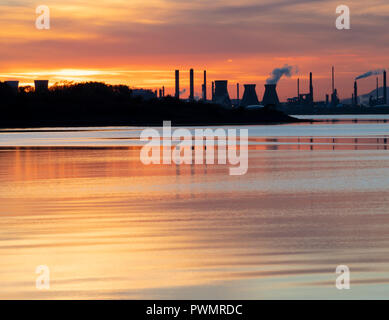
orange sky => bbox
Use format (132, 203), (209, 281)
(1, 0), (389, 101)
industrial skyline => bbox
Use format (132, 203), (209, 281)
(151, 66), (388, 107)
(3, 66), (388, 108)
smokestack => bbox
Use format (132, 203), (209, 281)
(212, 81), (215, 101)
(213, 80), (232, 108)
(354, 81), (358, 106)
(376, 77), (379, 101)
(297, 78), (300, 97)
(309, 72), (313, 104)
(175, 70), (180, 99)
(332, 66), (335, 94)
(241, 84), (260, 107)
(262, 84), (280, 106)
(162, 86), (165, 97)
(384, 70), (388, 104)
(202, 70), (207, 101)
(189, 69), (194, 101)
(237, 83), (240, 106)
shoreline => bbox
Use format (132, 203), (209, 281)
(0, 118), (309, 130)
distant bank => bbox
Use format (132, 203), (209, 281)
(280, 105), (389, 115)
(0, 82), (305, 129)
(0, 106), (304, 129)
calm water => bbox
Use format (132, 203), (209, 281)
(1, 116), (389, 299)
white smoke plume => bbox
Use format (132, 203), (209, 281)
(355, 69), (384, 80)
(266, 65), (298, 84)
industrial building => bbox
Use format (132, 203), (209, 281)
(169, 66), (388, 110)
(132, 89), (157, 100)
(369, 70), (387, 106)
(34, 80), (49, 93)
(287, 73), (314, 106)
(5, 81), (19, 94)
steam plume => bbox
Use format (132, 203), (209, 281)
(355, 69), (384, 80)
(266, 65), (298, 84)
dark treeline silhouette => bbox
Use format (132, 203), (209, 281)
(0, 81), (301, 128)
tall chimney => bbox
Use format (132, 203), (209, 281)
(332, 66), (335, 94)
(297, 78), (300, 97)
(262, 84), (280, 106)
(203, 70), (207, 101)
(376, 77), (379, 101)
(309, 72), (313, 104)
(212, 81), (215, 101)
(384, 70), (388, 104)
(354, 81), (358, 106)
(175, 70), (180, 99)
(162, 86), (165, 97)
(189, 69), (194, 101)
(237, 83), (240, 106)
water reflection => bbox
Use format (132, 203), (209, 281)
(1, 122), (389, 299)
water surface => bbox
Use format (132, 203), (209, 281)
(1, 116), (389, 299)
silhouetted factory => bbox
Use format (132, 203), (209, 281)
(368, 70), (387, 106)
(2, 80), (50, 94)
(172, 68), (311, 109)
(287, 72), (314, 106)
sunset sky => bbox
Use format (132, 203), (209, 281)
(1, 0), (388, 100)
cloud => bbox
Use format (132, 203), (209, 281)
(0, 0), (389, 99)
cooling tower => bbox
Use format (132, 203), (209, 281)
(34, 80), (49, 93)
(213, 80), (231, 108)
(240, 84), (260, 107)
(5, 81), (19, 94)
(262, 84), (280, 106)
(175, 70), (180, 99)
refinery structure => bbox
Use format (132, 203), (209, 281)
(2, 66), (388, 112)
(166, 66), (388, 110)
